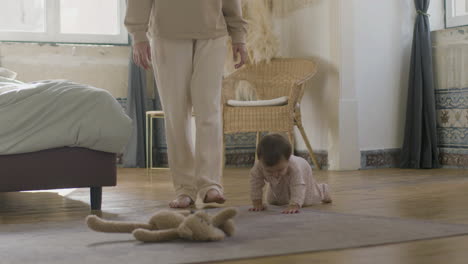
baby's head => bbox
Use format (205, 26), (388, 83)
(257, 133), (292, 176)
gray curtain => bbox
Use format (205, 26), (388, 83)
(122, 41), (162, 168)
(122, 44), (148, 168)
(400, 0), (440, 169)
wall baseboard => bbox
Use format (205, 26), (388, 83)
(359, 148), (468, 169)
(439, 148), (468, 169)
(360, 149), (401, 170)
(118, 148), (468, 170)
(147, 149), (328, 169)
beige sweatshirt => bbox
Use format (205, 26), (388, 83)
(124, 0), (247, 44)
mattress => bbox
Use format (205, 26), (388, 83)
(0, 77), (132, 155)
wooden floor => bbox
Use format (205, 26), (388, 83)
(2, 168), (468, 263)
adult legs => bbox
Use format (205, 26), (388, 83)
(150, 37), (197, 207)
(191, 37), (228, 203)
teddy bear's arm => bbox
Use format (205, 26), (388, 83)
(132, 228), (180, 242)
(86, 215), (153, 233)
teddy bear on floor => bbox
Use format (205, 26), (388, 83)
(86, 207), (237, 242)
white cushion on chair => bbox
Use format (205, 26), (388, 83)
(227, 96), (289, 107)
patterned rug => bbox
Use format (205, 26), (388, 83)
(2, 206), (468, 264)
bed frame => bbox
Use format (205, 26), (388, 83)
(0, 147), (116, 210)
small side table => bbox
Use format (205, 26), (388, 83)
(146, 111), (196, 169)
(146, 111), (166, 169)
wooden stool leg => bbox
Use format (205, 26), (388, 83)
(146, 114), (149, 169)
(287, 130), (295, 155)
(297, 125), (321, 170)
(255, 131), (261, 162)
(150, 116), (154, 169)
(222, 133), (226, 169)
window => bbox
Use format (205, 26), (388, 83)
(0, 0), (128, 45)
(446, 0), (468, 28)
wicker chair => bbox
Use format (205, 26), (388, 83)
(222, 58), (321, 169)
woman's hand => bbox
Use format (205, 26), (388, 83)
(232, 43), (247, 69)
(249, 200), (266, 212)
(282, 204), (300, 214)
(132, 41), (152, 70)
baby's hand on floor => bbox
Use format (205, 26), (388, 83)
(249, 200), (266, 212)
(282, 204), (300, 214)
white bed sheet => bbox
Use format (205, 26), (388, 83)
(0, 77), (132, 155)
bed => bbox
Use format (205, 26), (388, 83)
(0, 70), (132, 210)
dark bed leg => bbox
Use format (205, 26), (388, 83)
(90, 187), (102, 210)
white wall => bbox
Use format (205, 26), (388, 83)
(273, 1), (333, 152)
(354, 0), (445, 151)
(272, 0), (361, 169)
(354, 0), (415, 151)
(0, 43), (130, 98)
(273, 0), (438, 162)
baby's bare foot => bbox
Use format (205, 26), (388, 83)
(203, 189), (226, 204)
(169, 195), (194, 208)
(321, 184), (332, 203)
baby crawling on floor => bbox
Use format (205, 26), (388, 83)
(249, 133), (332, 214)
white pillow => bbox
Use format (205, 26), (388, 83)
(0, 67), (17, 79)
(227, 96), (289, 107)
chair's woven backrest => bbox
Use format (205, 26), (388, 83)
(232, 58), (318, 100)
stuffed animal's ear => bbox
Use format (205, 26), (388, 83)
(219, 219), (236, 237)
(212, 207), (238, 227)
(86, 215), (152, 233)
(208, 227), (226, 241)
(178, 224), (193, 239)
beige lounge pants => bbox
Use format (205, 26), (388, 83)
(150, 36), (227, 201)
